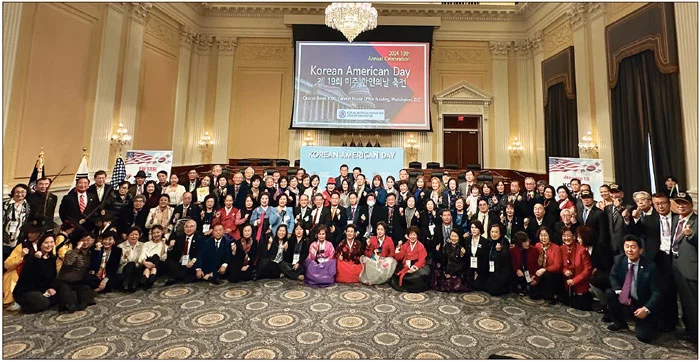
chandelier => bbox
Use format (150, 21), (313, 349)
(325, 2), (378, 42)
(578, 131), (598, 154)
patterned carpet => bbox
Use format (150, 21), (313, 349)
(2, 279), (697, 359)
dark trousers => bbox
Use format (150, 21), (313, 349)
(13, 291), (53, 313)
(56, 280), (95, 309)
(165, 259), (195, 282)
(227, 264), (254, 283)
(279, 261), (305, 280)
(529, 272), (563, 301)
(559, 290), (593, 311)
(673, 263), (698, 338)
(121, 262), (142, 289)
(655, 254), (679, 331)
(605, 289), (658, 343)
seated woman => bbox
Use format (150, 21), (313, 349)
(3, 183), (31, 258)
(56, 232), (96, 313)
(510, 231), (539, 295)
(228, 224), (257, 283)
(143, 180), (161, 210)
(431, 229), (469, 292)
(335, 224), (364, 283)
(3, 216), (46, 309)
(215, 194), (239, 240)
(199, 195), (218, 238)
(556, 186), (576, 214)
(256, 224), (287, 280)
(138, 225), (168, 289)
(304, 225), (336, 288)
(359, 222), (397, 286)
(464, 220), (490, 291)
(485, 223), (512, 296)
(530, 226), (563, 305)
(145, 194), (174, 238)
(452, 198), (470, 233)
(390, 226), (430, 293)
(279, 224), (309, 281)
(12, 234), (57, 313)
(86, 231), (122, 293)
(559, 226), (593, 310)
(117, 227), (145, 292)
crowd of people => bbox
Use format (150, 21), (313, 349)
(2, 163), (696, 344)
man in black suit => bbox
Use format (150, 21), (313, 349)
(362, 193), (386, 239)
(155, 170), (169, 193)
(87, 170), (114, 209)
(606, 235), (662, 343)
(59, 176), (99, 231)
(525, 204), (556, 243)
(624, 192), (679, 333)
(127, 170), (148, 198)
(605, 184), (634, 255)
(471, 199), (499, 231)
(506, 180), (528, 221)
(170, 192), (201, 234)
(522, 177), (543, 218)
(194, 223), (232, 285)
(308, 194), (330, 241)
(165, 219), (199, 285)
(323, 193), (347, 246)
(345, 192), (365, 235)
(230, 172), (248, 210)
(552, 209), (578, 245)
(335, 164), (354, 190)
(576, 190), (610, 248)
(294, 194), (313, 233)
(431, 209), (460, 261)
(116, 195), (148, 241)
(384, 193), (406, 244)
(671, 193), (698, 342)
(26, 177), (58, 225)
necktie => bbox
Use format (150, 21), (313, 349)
(619, 262), (634, 305)
(583, 208), (589, 223)
(138, 185), (143, 195)
(183, 206), (189, 218)
(367, 207), (373, 234)
(388, 208), (393, 225)
(661, 216), (671, 238)
(184, 236), (191, 255)
(352, 207), (356, 221)
(612, 207), (619, 224)
(480, 214), (485, 225)
(79, 194), (86, 213)
(673, 219), (686, 253)
(216, 239), (220, 249)
(256, 211), (266, 241)
(234, 185), (240, 198)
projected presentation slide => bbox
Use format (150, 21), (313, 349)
(292, 41), (429, 130)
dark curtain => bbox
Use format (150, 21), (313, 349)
(544, 82), (579, 162)
(610, 50), (686, 200)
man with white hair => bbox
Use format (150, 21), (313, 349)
(165, 219), (199, 285)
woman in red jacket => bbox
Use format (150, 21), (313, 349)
(359, 222), (397, 285)
(389, 226), (430, 293)
(530, 226), (563, 304)
(335, 224), (364, 283)
(213, 194), (239, 240)
(559, 226), (593, 310)
(510, 231), (539, 296)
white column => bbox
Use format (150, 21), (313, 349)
(316, 130), (330, 146)
(489, 41), (511, 169)
(418, 132), (432, 167)
(531, 32), (546, 173)
(185, 34), (211, 164)
(288, 130), (302, 162)
(89, 4), (125, 173)
(118, 3), (152, 148)
(515, 41), (537, 172)
(588, 6), (615, 183)
(569, 3), (593, 145)
(675, 2), (698, 198)
(213, 36), (237, 165)
(172, 29), (193, 166)
(2, 2), (23, 135)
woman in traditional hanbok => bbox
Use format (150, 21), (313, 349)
(389, 226), (430, 293)
(359, 222), (397, 285)
(335, 224), (364, 283)
(304, 225), (336, 287)
(431, 229), (470, 292)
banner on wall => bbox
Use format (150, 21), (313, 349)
(300, 146), (404, 189)
(124, 150), (173, 183)
(548, 157), (605, 194)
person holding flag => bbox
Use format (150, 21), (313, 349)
(26, 149), (58, 227)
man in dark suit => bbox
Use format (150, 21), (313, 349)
(625, 192), (679, 333)
(308, 194), (330, 241)
(522, 177), (544, 219)
(194, 223), (232, 285)
(322, 193), (347, 246)
(471, 199), (499, 231)
(59, 176), (99, 231)
(605, 184), (634, 255)
(87, 170), (114, 212)
(230, 172), (248, 210)
(170, 192), (201, 235)
(384, 193), (406, 244)
(525, 204), (556, 243)
(576, 190), (610, 248)
(606, 235), (662, 343)
(165, 219), (199, 285)
(335, 164), (354, 190)
(127, 170), (148, 198)
(507, 180), (528, 221)
(116, 195), (148, 241)
(294, 194), (314, 233)
(671, 193), (697, 342)
(155, 170), (169, 193)
(26, 177), (58, 226)
(362, 193), (386, 239)
(431, 209), (461, 261)
(458, 169), (477, 197)
(181, 169), (200, 193)
(345, 192), (364, 234)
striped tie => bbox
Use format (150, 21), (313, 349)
(79, 194), (86, 213)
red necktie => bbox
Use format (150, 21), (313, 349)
(79, 194), (86, 213)
(256, 211), (266, 241)
(183, 236), (190, 255)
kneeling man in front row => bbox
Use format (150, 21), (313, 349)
(606, 235), (661, 343)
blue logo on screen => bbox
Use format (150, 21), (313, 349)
(338, 110), (346, 119)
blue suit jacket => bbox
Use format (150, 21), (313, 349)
(195, 235), (233, 274)
(609, 254), (661, 313)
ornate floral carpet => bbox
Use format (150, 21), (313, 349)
(2, 279), (697, 359)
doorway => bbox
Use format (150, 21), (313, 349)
(442, 115), (481, 168)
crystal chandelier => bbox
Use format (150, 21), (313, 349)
(325, 2), (378, 42)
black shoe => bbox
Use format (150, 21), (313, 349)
(602, 314), (612, 323)
(547, 299), (557, 305)
(676, 332), (697, 343)
(164, 279), (177, 286)
(65, 304), (77, 313)
(211, 279), (222, 286)
(76, 303), (87, 311)
(596, 307), (608, 314)
(607, 322), (629, 332)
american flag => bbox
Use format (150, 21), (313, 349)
(549, 158), (583, 173)
(112, 156), (126, 184)
(125, 151), (154, 165)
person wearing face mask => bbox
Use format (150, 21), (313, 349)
(558, 226), (593, 310)
(363, 193), (387, 239)
(86, 231), (122, 294)
(359, 222), (397, 286)
(390, 226), (430, 293)
(431, 229), (469, 292)
(335, 224), (364, 283)
(56, 231), (97, 313)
